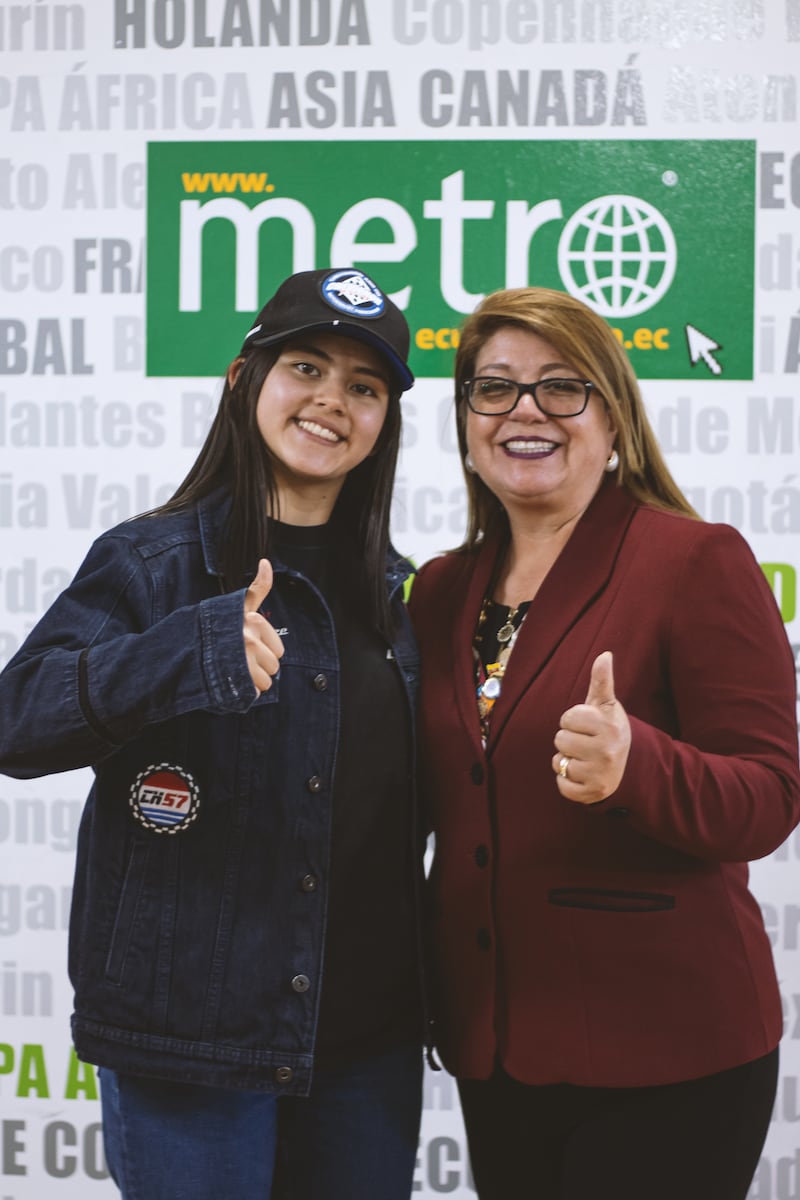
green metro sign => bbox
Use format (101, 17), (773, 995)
(146, 139), (755, 381)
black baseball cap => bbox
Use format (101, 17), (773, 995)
(240, 268), (414, 391)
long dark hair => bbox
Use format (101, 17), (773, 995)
(153, 344), (403, 637)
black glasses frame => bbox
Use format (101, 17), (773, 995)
(463, 376), (596, 417)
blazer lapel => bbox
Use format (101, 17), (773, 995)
(487, 481), (638, 751)
(450, 535), (505, 753)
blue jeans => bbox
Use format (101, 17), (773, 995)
(99, 1042), (423, 1200)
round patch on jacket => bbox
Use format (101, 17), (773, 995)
(129, 764), (200, 834)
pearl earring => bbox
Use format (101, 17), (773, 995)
(605, 449), (619, 472)
(465, 453), (477, 474)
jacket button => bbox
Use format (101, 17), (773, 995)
(313, 673), (328, 691)
(607, 807), (631, 819)
(470, 763), (484, 785)
(292, 974), (311, 993)
(474, 845), (489, 868)
(300, 874), (318, 892)
(306, 776), (322, 793)
(275, 1066), (293, 1083)
(476, 928), (491, 951)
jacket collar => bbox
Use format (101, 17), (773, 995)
(197, 489), (231, 578)
(452, 478), (639, 753)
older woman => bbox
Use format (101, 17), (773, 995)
(409, 287), (800, 1200)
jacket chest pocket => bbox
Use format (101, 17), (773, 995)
(103, 711), (255, 844)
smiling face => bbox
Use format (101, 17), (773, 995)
(254, 332), (392, 523)
(465, 325), (616, 528)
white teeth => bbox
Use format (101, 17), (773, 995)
(297, 419), (341, 443)
(504, 439), (555, 452)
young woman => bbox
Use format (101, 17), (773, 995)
(0, 268), (425, 1200)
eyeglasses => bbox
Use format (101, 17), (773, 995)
(463, 376), (596, 417)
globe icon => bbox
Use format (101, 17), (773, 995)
(557, 195), (677, 319)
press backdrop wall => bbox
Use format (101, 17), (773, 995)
(1, 3), (798, 1196)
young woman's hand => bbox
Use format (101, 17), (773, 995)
(243, 559), (285, 694)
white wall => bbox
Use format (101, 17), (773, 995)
(0, 3), (798, 1195)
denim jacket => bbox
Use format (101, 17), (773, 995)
(0, 493), (422, 1094)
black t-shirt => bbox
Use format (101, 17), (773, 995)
(271, 520), (419, 1067)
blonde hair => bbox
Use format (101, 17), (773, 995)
(453, 287), (699, 550)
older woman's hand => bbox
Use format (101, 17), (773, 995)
(552, 651), (631, 805)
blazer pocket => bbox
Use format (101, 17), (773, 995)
(547, 887), (675, 913)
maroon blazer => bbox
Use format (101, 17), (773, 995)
(409, 479), (800, 1087)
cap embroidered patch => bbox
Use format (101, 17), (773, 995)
(129, 764), (200, 834)
(239, 267), (413, 390)
(321, 270), (385, 319)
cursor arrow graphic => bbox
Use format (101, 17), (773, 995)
(685, 324), (723, 375)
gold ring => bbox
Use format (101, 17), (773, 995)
(558, 755), (570, 779)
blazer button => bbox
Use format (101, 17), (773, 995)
(313, 673), (328, 691)
(300, 874), (318, 892)
(291, 974), (311, 993)
(474, 845), (489, 868)
(275, 1066), (293, 1083)
(476, 928), (491, 951)
(307, 776), (322, 793)
(470, 763), (484, 785)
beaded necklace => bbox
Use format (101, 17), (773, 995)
(473, 598), (530, 745)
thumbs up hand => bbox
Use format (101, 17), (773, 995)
(552, 651), (631, 805)
(243, 559), (285, 695)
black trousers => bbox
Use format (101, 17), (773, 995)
(458, 1048), (778, 1200)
